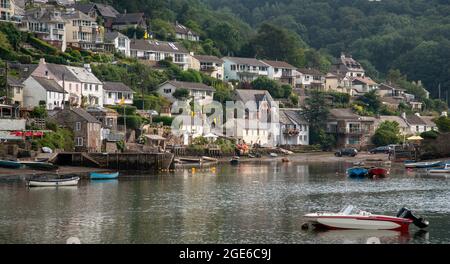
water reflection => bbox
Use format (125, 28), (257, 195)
(0, 161), (449, 243)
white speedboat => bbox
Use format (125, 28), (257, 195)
(404, 161), (442, 169)
(304, 205), (428, 232)
(427, 163), (450, 174)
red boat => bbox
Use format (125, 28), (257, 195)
(368, 167), (389, 178)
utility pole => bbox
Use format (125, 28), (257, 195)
(438, 83), (441, 100)
(62, 72), (66, 109)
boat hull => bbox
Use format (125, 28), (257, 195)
(21, 162), (59, 171)
(368, 168), (389, 178)
(90, 172), (119, 180)
(28, 177), (80, 187)
(305, 215), (412, 232)
(427, 169), (450, 174)
(405, 161), (442, 169)
(0, 160), (22, 169)
(347, 167), (368, 178)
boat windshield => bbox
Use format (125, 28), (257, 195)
(339, 205), (360, 215)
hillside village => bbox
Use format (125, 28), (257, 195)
(1, 0), (449, 160)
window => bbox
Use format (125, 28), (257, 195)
(95, 85), (98, 92)
(118, 38), (126, 48)
(75, 137), (83, 146)
(230, 65), (236, 71)
(69, 83), (72, 91)
(163, 89), (171, 94)
(108, 92), (112, 98)
(75, 122), (81, 131)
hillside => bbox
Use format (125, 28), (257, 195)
(93, 0), (450, 101)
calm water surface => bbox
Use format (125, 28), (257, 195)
(0, 161), (449, 244)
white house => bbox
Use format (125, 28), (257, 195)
(103, 81), (134, 106)
(157, 80), (215, 106)
(20, 6), (68, 51)
(278, 109), (309, 146)
(191, 55), (224, 80)
(226, 89), (279, 147)
(294, 68), (325, 90)
(222, 57), (269, 82)
(351, 77), (378, 95)
(174, 22), (200, 42)
(130, 39), (191, 70)
(31, 58), (82, 107)
(66, 64), (103, 107)
(262, 60), (296, 87)
(104, 31), (130, 57)
(0, 0), (22, 23)
(23, 76), (65, 110)
(402, 113), (437, 134)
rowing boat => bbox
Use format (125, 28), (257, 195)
(28, 177), (80, 187)
(90, 172), (119, 180)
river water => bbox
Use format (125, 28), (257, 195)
(0, 161), (449, 244)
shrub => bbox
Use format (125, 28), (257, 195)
(421, 130), (439, 139)
(152, 116), (174, 126)
(28, 36), (57, 54)
(118, 115), (142, 130)
(173, 88), (190, 100)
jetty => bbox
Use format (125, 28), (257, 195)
(53, 152), (174, 171)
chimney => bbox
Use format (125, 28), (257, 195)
(189, 52), (194, 56)
(442, 111), (448, 117)
(401, 112), (407, 120)
(84, 64), (92, 73)
(415, 112), (421, 117)
(39, 58), (46, 65)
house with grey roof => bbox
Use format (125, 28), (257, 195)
(263, 60), (297, 87)
(130, 39), (190, 70)
(402, 113), (437, 134)
(72, 2), (119, 29)
(225, 89), (279, 147)
(191, 55), (224, 80)
(104, 31), (130, 57)
(223, 57), (269, 82)
(103, 82), (134, 106)
(20, 5), (68, 51)
(294, 68), (325, 90)
(278, 109), (309, 146)
(331, 53), (365, 78)
(112, 12), (146, 31)
(174, 22), (200, 42)
(63, 10), (103, 51)
(23, 76), (65, 110)
(0, 0), (23, 23)
(31, 58), (82, 106)
(326, 108), (376, 149)
(66, 64), (104, 107)
(157, 80), (215, 106)
(51, 107), (102, 152)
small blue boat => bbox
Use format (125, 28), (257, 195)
(347, 167), (369, 178)
(0, 159), (22, 169)
(90, 172), (119, 180)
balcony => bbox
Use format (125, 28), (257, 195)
(283, 128), (300, 135)
(200, 65), (218, 72)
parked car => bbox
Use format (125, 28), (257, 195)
(335, 148), (358, 157)
(369, 146), (391, 154)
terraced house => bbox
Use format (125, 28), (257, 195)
(20, 6), (68, 51)
(130, 39), (190, 70)
(0, 0), (22, 23)
(223, 57), (269, 82)
(63, 10), (104, 51)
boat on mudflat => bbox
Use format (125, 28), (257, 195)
(304, 205), (429, 232)
(90, 172), (119, 180)
(405, 161), (442, 169)
(20, 161), (59, 171)
(27, 176), (80, 187)
(347, 167), (368, 178)
(0, 159), (22, 169)
(230, 156), (240, 165)
(368, 167), (389, 178)
(427, 163), (450, 174)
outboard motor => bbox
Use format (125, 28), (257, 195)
(397, 207), (429, 229)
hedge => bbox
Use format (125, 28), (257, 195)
(0, 45), (19, 61)
(28, 36), (57, 55)
(152, 116), (174, 126)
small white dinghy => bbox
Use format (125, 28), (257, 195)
(27, 176), (80, 187)
(427, 163), (450, 174)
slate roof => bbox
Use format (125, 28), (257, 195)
(32, 76), (64, 93)
(174, 23), (199, 36)
(62, 10), (94, 21)
(162, 81), (215, 92)
(352, 77), (378, 85)
(223, 57), (268, 67)
(262, 60), (296, 69)
(113, 13), (145, 25)
(45, 63), (79, 82)
(296, 68), (323, 76)
(337, 54), (364, 72)
(74, 3), (119, 18)
(420, 116), (437, 127)
(234, 89), (275, 108)
(405, 114), (427, 125)
(193, 55), (223, 64)
(374, 116), (409, 129)
(103, 82), (133, 92)
(71, 108), (101, 123)
(104, 31), (127, 42)
(66, 66), (102, 84)
(7, 76), (24, 86)
(130, 39), (188, 53)
(279, 109), (307, 125)
(328, 108), (361, 120)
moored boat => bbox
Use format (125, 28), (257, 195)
(304, 205), (428, 232)
(27, 176), (80, 187)
(347, 167), (368, 178)
(269, 153), (278, 158)
(20, 161), (59, 171)
(427, 163), (450, 174)
(405, 161), (442, 169)
(0, 159), (22, 169)
(368, 167), (389, 178)
(230, 156), (240, 165)
(90, 172), (119, 180)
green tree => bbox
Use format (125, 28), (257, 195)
(173, 88), (190, 100)
(305, 91), (331, 148)
(435, 116), (450, 133)
(372, 121), (401, 147)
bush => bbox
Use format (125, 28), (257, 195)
(118, 115), (142, 130)
(33, 128), (74, 151)
(173, 88), (190, 100)
(421, 130), (439, 139)
(30, 106), (48, 118)
(372, 121), (401, 146)
(152, 116), (174, 126)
